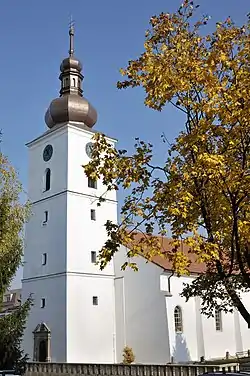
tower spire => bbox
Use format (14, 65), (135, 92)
(69, 16), (74, 57)
(44, 20), (97, 129)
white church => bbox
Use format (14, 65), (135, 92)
(21, 26), (250, 365)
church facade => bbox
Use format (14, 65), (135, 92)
(21, 27), (250, 364)
(114, 246), (250, 364)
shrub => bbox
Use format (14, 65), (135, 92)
(122, 346), (135, 364)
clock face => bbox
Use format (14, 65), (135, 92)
(43, 144), (53, 162)
(86, 142), (94, 158)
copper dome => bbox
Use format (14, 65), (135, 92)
(60, 56), (82, 72)
(44, 25), (97, 130)
(45, 95), (97, 129)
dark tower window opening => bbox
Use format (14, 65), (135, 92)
(42, 253), (47, 265)
(91, 251), (97, 263)
(90, 209), (96, 221)
(41, 298), (46, 308)
(72, 77), (76, 87)
(88, 177), (97, 189)
(93, 296), (98, 305)
(43, 210), (48, 224)
(45, 169), (51, 191)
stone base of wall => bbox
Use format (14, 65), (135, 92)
(25, 362), (239, 376)
(238, 357), (250, 372)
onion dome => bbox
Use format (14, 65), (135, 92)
(45, 25), (97, 129)
(60, 56), (82, 72)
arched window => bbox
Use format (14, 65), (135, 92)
(215, 308), (222, 331)
(72, 77), (76, 87)
(174, 306), (183, 333)
(45, 168), (51, 191)
(63, 77), (69, 88)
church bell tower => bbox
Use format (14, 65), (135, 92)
(22, 25), (118, 363)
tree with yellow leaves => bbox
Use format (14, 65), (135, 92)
(84, 1), (250, 326)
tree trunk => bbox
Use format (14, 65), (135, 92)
(225, 286), (250, 328)
(216, 260), (250, 328)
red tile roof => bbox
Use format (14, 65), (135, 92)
(125, 233), (206, 274)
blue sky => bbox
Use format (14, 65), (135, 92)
(3, 0), (248, 288)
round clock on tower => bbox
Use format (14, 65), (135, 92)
(85, 142), (94, 158)
(43, 144), (53, 162)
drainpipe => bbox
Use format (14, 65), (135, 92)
(167, 270), (174, 294)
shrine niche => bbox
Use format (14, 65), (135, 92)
(33, 322), (51, 362)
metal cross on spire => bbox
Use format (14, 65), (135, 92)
(69, 15), (75, 57)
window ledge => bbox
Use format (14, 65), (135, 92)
(162, 291), (172, 297)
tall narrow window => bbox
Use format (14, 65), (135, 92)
(45, 169), (51, 191)
(93, 296), (98, 306)
(88, 177), (97, 189)
(90, 209), (96, 221)
(42, 253), (47, 265)
(72, 77), (76, 87)
(215, 308), (222, 331)
(91, 251), (97, 264)
(174, 306), (183, 333)
(41, 298), (46, 308)
(65, 77), (69, 87)
(43, 210), (48, 224)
